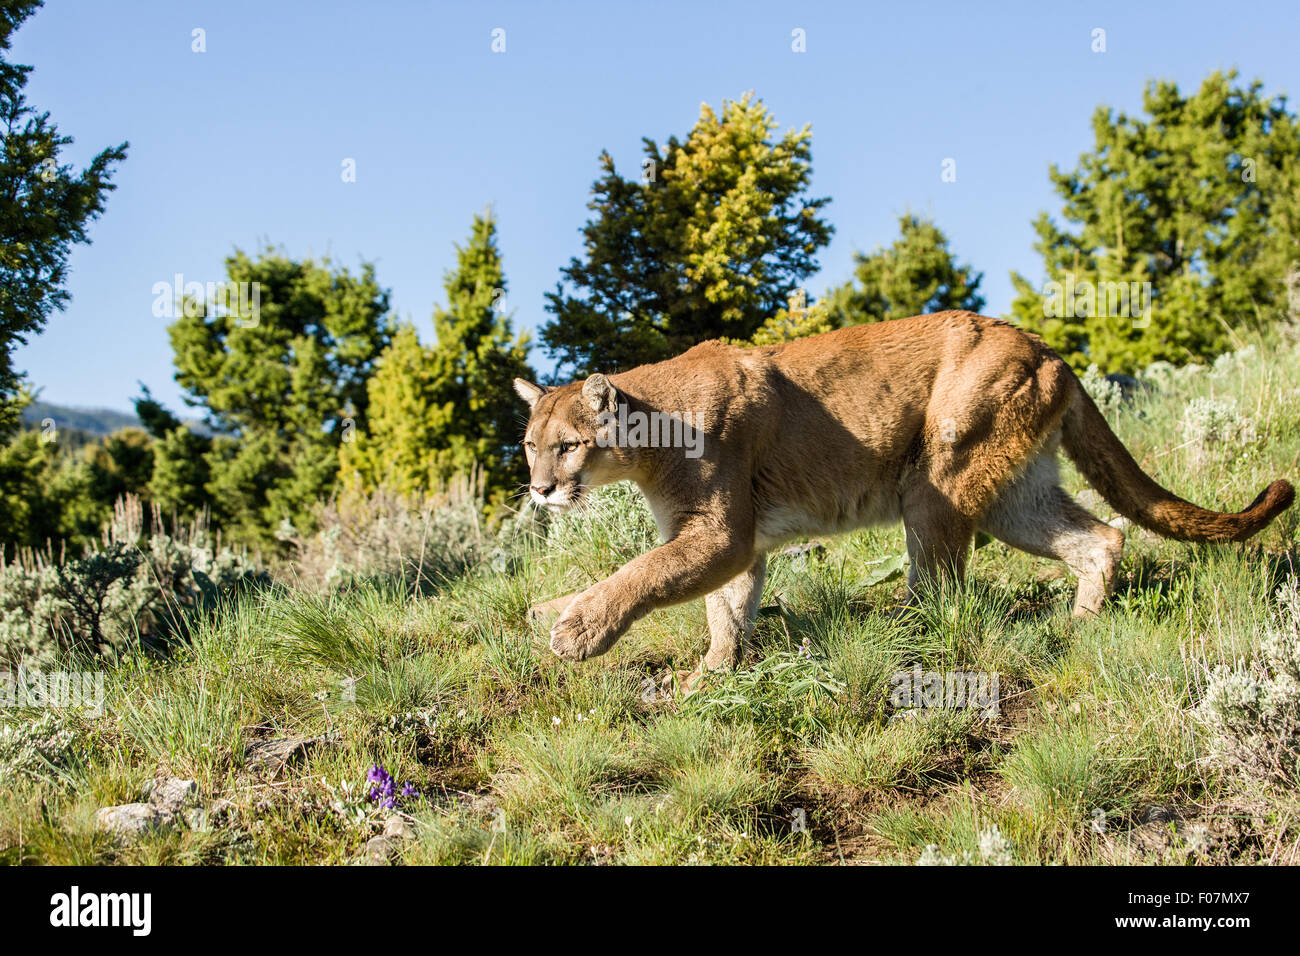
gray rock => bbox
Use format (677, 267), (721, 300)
(245, 736), (325, 775)
(469, 793), (499, 815)
(148, 777), (199, 814)
(781, 541), (827, 569)
(95, 803), (175, 839)
(208, 798), (238, 825)
(1075, 489), (1103, 510)
(382, 815), (415, 841)
(781, 541), (827, 559)
(364, 834), (401, 864)
(1144, 804), (1177, 825)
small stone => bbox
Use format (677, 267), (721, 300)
(95, 803), (174, 839)
(364, 834), (400, 864)
(208, 798), (237, 825)
(781, 541), (827, 560)
(1075, 489), (1103, 510)
(468, 794), (498, 815)
(382, 815), (415, 841)
(148, 777), (199, 813)
(1144, 805), (1176, 825)
(245, 736), (325, 775)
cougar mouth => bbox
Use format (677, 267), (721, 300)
(553, 485), (585, 510)
(531, 484), (585, 510)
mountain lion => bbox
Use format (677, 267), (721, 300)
(514, 311), (1293, 684)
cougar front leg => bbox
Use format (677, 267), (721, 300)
(549, 520), (755, 662)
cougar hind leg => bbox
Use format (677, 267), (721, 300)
(900, 346), (1075, 608)
(981, 447), (1124, 617)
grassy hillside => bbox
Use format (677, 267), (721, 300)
(3, 331), (1300, 865)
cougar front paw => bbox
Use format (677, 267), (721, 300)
(549, 591), (625, 661)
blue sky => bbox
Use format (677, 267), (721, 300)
(11, 0), (1299, 414)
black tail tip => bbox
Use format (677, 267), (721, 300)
(1224, 480), (1295, 542)
(1251, 479), (1295, 516)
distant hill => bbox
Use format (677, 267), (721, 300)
(21, 401), (141, 436)
(19, 400), (215, 439)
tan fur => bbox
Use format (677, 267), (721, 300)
(514, 311), (1294, 678)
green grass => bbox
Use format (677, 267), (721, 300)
(4, 332), (1300, 865)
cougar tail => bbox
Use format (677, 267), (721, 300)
(1060, 376), (1294, 542)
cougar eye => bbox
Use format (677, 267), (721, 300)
(523, 440), (536, 451)
(559, 440), (579, 454)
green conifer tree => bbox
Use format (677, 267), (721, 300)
(542, 93), (833, 376)
(825, 215), (984, 326)
(0, 0), (127, 434)
(1011, 71), (1300, 372)
(342, 211), (533, 505)
(165, 250), (393, 547)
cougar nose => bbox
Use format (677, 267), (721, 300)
(531, 483), (556, 497)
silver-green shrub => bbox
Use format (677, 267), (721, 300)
(1081, 364), (1124, 417)
(285, 478), (486, 591)
(0, 709), (83, 783)
(916, 825), (1014, 865)
(1198, 576), (1300, 788)
(542, 481), (659, 561)
(1181, 396), (1258, 448)
(0, 496), (265, 665)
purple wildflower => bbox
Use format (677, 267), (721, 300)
(364, 764), (420, 810)
(366, 764), (396, 807)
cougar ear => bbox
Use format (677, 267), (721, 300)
(513, 379), (549, 409)
(582, 373), (618, 415)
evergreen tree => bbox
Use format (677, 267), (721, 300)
(338, 322), (439, 496)
(542, 93), (833, 377)
(1011, 71), (1300, 372)
(133, 386), (213, 521)
(0, 0), (127, 434)
(165, 250), (393, 546)
(826, 215), (984, 326)
(0, 429), (71, 553)
(0, 426), (120, 555)
(341, 211), (533, 503)
(84, 428), (153, 508)
(742, 291), (835, 346)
